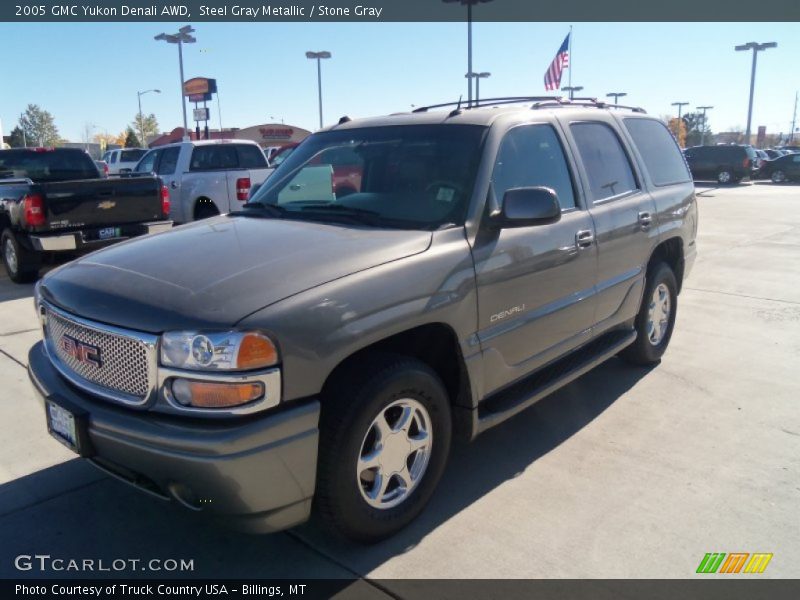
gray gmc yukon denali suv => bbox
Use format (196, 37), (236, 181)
(29, 98), (697, 542)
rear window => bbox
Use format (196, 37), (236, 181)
(0, 149), (98, 182)
(236, 144), (268, 169)
(190, 145), (239, 171)
(623, 118), (691, 186)
(120, 149), (146, 163)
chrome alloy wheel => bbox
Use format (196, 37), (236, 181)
(357, 398), (433, 510)
(771, 170), (786, 183)
(3, 238), (17, 276)
(647, 282), (671, 346)
(718, 170), (732, 184)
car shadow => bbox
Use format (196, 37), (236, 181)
(1, 357), (652, 579)
(0, 276), (37, 302)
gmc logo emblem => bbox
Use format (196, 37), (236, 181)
(59, 335), (102, 368)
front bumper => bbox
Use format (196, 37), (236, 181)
(28, 341), (319, 533)
(29, 221), (173, 252)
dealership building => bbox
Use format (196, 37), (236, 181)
(148, 123), (312, 149)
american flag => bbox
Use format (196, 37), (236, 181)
(544, 33), (570, 91)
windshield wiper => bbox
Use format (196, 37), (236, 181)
(232, 202), (288, 218)
(298, 204), (384, 225)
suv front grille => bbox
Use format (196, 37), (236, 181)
(43, 304), (156, 404)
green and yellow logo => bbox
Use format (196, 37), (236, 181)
(696, 552), (773, 574)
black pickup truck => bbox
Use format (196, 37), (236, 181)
(0, 148), (172, 283)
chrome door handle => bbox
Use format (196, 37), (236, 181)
(638, 211), (653, 228)
(576, 230), (594, 248)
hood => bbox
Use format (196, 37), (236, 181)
(40, 215), (432, 332)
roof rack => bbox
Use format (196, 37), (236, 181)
(410, 96), (646, 114)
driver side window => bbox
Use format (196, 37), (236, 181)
(135, 150), (159, 173)
(492, 125), (576, 210)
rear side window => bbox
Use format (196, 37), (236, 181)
(135, 150), (159, 173)
(236, 145), (268, 169)
(190, 145), (239, 171)
(570, 122), (638, 201)
(120, 149), (146, 163)
(157, 146), (181, 175)
(108, 152), (117, 164)
(491, 124), (576, 210)
(623, 118), (691, 186)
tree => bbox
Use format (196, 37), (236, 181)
(131, 113), (159, 144)
(124, 128), (142, 148)
(7, 126), (26, 148)
(682, 112), (712, 147)
(668, 118), (687, 148)
(18, 104), (60, 147)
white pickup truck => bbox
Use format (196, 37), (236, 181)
(130, 139), (271, 222)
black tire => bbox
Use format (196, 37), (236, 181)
(620, 262), (678, 366)
(771, 170), (786, 184)
(193, 199), (220, 220)
(1, 229), (40, 284)
(315, 354), (452, 543)
(717, 170), (733, 185)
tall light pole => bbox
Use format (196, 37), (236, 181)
(466, 71), (490, 104)
(697, 106), (713, 145)
(606, 92), (627, 105)
(791, 91), (798, 143)
(306, 51), (331, 129)
(137, 89), (160, 147)
(734, 41), (777, 146)
(671, 101), (689, 120)
(443, 0), (494, 107)
(562, 85), (583, 100)
(154, 25), (196, 142)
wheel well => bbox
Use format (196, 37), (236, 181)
(649, 237), (684, 292)
(193, 197), (219, 219)
(322, 323), (471, 410)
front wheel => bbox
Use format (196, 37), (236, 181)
(771, 170), (786, 184)
(620, 262), (678, 366)
(315, 355), (452, 542)
(1, 229), (40, 284)
(717, 170), (733, 184)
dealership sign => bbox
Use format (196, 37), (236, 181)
(259, 127), (295, 141)
(183, 77), (217, 102)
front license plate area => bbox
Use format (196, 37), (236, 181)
(45, 398), (93, 457)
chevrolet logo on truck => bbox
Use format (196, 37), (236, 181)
(97, 200), (116, 210)
(59, 335), (102, 368)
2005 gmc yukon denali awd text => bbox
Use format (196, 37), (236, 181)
(28, 98), (697, 542)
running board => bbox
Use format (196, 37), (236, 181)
(476, 329), (637, 434)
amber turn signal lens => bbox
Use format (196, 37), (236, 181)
(237, 333), (278, 370)
(172, 379), (264, 408)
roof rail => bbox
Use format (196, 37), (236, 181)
(412, 96), (565, 112)
(531, 97), (647, 113)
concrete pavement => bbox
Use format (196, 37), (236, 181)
(1, 182), (797, 586)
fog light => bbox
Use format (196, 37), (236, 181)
(170, 378), (264, 409)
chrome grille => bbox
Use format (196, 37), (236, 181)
(44, 306), (152, 401)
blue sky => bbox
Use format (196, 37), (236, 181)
(0, 21), (797, 142)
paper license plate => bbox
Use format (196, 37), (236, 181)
(98, 227), (121, 240)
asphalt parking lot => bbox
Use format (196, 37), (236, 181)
(1, 182), (798, 587)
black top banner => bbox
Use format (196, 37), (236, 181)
(4, 0), (800, 22)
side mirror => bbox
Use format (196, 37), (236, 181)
(495, 186), (561, 227)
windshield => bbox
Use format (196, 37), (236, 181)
(269, 146), (296, 168)
(0, 149), (98, 182)
(247, 125), (486, 230)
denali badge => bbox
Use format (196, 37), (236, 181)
(490, 304), (526, 323)
(59, 335), (102, 368)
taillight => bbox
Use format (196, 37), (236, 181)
(103, 163), (109, 175)
(236, 177), (251, 201)
(744, 158), (751, 168)
(23, 194), (46, 227)
(160, 185), (171, 218)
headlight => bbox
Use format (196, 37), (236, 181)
(160, 331), (279, 371)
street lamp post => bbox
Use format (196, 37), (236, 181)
(466, 71), (490, 104)
(697, 106), (714, 145)
(734, 41), (777, 145)
(137, 89), (160, 147)
(306, 51), (331, 129)
(562, 85), (583, 100)
(671, 101), (689, 120)
(443, 0), (494, 107)
(154, 26), (196, 142)
(606, 92), (627, 105)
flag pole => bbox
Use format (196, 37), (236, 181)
(567, 25), (573, 92)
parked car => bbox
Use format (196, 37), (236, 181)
(29, 100), (697, 542)
(754, 149), (769, 169)
(757, 152), (800, 183)
(682, 144), (757, 184)
(94, 160), (109, 177)
(130, 140), (271, 222)
(0, 147), (171, 283)
(102, 148), (148, 175)
(764, 149), (785, 160)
